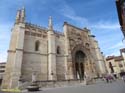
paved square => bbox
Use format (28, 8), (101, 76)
(22, 80), (125, 93)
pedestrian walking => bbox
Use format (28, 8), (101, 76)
(105, 75), (109, 83)
(109, 74), (115, 83)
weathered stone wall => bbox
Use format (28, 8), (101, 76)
(89, 36), (106, 76)
(22, 31), (48, 81)
(89, 36), (100, 75)
(56, 55), (65, 80)
(3, 26), (19, 86)
(22, 54), (48, 81)
(55, 35), (66, 80)
(63, 23), (93, 79)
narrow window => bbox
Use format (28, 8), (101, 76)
(35, 41), (40, 51)
(109, 62), (114, 73)
(57, 46), (60, 54)
(85, 43), (89, 47)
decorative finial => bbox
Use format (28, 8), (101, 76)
(15, 9), (21, 24)
(48, 16), (53, 31)
(20, 6), (25, 23)
(15, 6), (25, 24)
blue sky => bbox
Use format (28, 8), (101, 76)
(0, 0), (124, 62)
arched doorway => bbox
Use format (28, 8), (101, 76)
(75, 51), (85, 79)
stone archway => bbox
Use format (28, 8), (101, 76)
(75, 51), (85, 79)
(71, 44), (89, 79)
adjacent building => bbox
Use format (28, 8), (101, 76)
(116, 0), (125, 37)
(0, 62), (6, 85)
(2, 7), (107, 89)
(106, 48), (125, 77)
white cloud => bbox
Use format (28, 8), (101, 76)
(60, 2), (120, 31)
(107, 42), (124, 50)
(0, 23), (12, 62)
(0, 24), (12, 38)
(91, 21), (120, 30)
(63, 14), (89, 26)
(0, 51), (7, 62)
(60, 4), (75, 15)
(59, 2), (89, 27)
(104, 41), (124, 57)
(106, 49), (122, 57)
(109, 51), (120, 56)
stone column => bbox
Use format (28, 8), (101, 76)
(64, 22), (69, 80)
(10, 24), (25, 88)
(47, 17), (57, 80)
(2, 23), (25, 89)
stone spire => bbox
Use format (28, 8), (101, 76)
(15, 7), (25, 24)
(48, 16), (53, 31)
(15, 9), (21, 24)
(20, 6), (25, 23)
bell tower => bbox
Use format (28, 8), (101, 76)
(2, 7), (26, 89)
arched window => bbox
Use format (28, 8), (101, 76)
(57, 46), (61, 54)
(35, 41), (40, 51)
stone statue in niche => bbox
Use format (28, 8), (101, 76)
(32, 72), (36, 82)
(76, 37), (82, 45)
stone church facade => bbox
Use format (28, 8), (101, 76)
(2, 7), (106, 89)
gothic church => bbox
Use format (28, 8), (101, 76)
(2, 7), (106, 89)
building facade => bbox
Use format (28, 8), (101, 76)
(106, 48), (125, 77)
(116, 0), (125, 37)
(2, 8), (106, 89)
(0, 62), (6, 85)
